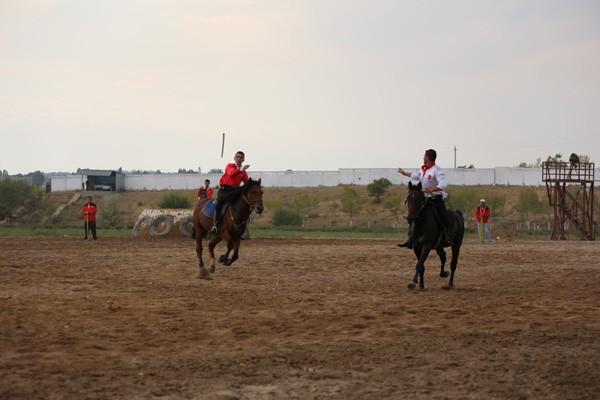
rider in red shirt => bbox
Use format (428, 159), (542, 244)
(196, 179), (214, 199)
(212, 151), (250, 233)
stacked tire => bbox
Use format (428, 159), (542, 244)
(132, 211), (192, 238)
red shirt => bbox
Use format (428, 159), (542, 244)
(82, 203), (97, 222)
(196, 186), (214, 199)
(475, 206), (491, 223)
(219, 163), (249, 187)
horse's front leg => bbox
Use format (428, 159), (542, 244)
(195, 226), (212, 280)
(222, 239), (241, 266)
(409, 245), (432, 290)
(219, 240), (233, 264)
(436, 246), (448, 278)
(208, 236), (223, 273)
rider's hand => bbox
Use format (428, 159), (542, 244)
(243, 164), (250, 171)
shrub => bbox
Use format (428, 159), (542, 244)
(159, 193), (191, 209)
(102, 195), (127, 227)
(271, 208), (302, 226)
(0, 178), (50, 225)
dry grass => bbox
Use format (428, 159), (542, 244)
(44, 185), (556, 235)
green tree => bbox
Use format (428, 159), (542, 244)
(515, 188), (544, 229)
(0, 178), (49, 224)
(383, 195), (404, 229)
(26, 171), (45, 186)
(292, 193), (318, 227)
(446, 187), (478, 218)
(340, 187), (365, 227)
(367, 178), (392, 203)
(546, 153), (563, 162)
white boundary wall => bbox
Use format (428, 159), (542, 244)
(51, 167), (599, 192)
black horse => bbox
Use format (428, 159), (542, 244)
(403, 181), (464, 290)
(192, 178), (264, 280)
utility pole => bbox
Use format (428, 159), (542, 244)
(453, 145), (457, 168)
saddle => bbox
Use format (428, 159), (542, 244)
(202, 200), (227, 219)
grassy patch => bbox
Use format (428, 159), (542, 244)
(0, 226), (132, 238)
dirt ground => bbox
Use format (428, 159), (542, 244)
(1, 236), (599, 399)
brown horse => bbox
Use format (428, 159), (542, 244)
(192, 178), (264, 279)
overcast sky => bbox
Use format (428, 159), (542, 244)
(1, 0), (599, 175)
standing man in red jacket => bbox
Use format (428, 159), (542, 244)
(82, 196), (98, 240)
(212, 151), (250, 233)
(475, 199), (492, 244)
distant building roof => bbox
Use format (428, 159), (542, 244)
(77, 169), (121, 176)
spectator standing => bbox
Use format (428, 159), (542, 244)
(475, 199), (492, 244)
(82, 196), (98, 240)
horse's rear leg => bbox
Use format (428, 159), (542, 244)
(445, 246), (461, 289)
(436, 247), (449, 278)
(195, 227), (212, 280)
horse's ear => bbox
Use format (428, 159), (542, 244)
(257, 178), (261, 185)
(417, 182), (422, 190)
(409, 181), (413, 190)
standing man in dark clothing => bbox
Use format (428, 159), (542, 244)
(82, 196), (98, 240)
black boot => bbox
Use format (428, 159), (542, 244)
(444, 228), (453, 247)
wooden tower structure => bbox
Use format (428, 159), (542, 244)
(542, 161), (596, 240)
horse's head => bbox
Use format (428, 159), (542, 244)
(243, 178), (264, 214)
(405, 181), (425, 223)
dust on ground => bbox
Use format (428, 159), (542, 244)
(1, 236), (599, 399)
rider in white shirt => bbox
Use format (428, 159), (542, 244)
(397, 149), (452, 248)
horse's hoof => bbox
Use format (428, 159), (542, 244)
(219, 255), (228, 263)
(407, 282), (416, 290)
(198, 269), (213, 280)
(440, 271), (449, 278)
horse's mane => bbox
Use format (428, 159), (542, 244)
(221, 178), (261, 203)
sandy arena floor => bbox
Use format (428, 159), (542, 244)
(1, 236), (599, 399)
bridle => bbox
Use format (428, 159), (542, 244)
(228, 185), (263, 230)
(405, 189), (426, 223)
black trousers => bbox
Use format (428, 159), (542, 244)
(428, 196), (450, 230)
(84, 221), (97, 239)
(214, 185), (235, 225)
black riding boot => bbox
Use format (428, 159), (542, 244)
(443, 226), (453, 247)
(398, 223), (414, 249)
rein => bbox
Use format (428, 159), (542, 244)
(227, 189), (260, 230)
(406, 190), (426, 221)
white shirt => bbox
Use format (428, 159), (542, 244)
(410, 164), (448, 199)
